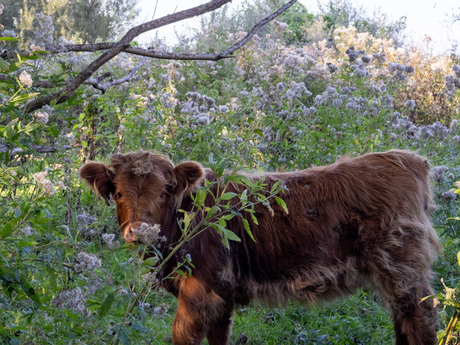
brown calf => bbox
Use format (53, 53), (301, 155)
(80, 150), (440, 345)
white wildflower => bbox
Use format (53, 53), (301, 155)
(74, 252), (101, 273)
(33, 171), (54, 195)
(57, 181), (66, 191)
(34, 111), (49, 124)
(102, 233), (119, 250)
(139, 302), (151, 310)
(30, 44), (44, 52)
(450, 119), (459, 132)
(197, 115), (210, 126)
(153, 304), (169, 316)
(361, 55), (372, 64)
(372, 52), (386, 63)
(19, 71), (33, 87)
(431, 166), (448, 183)
(442, 191), (457, 201)
(76, 212), (96, 226)
(405, 66), (415, 73)
(314, 95), (324, 105)
(405, 100), (416, 109)
(160, 92), (177, 109)
(117, 288), (129, 296)
(21, 226), (34, 236)
(345, 46), (359, 61)
(52, 287), (90, 317)
(3, 29), (16, 38)
(133, 223), (162, 244)
(326, 62), (338, 73)
(219, 105), (229, 113)
(142, 271), (159, 285)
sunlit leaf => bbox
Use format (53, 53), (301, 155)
(275, 196), (289, 214)
(99, 291), (115, 317)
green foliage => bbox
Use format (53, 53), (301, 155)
(433, 185), (460, 344)
(319, 0), (407, 46)
(1, 1), (460, 342)
(231, 291), (394, 344)
(1, 0), (139, 47)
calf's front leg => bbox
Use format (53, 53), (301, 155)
(172, 276), (229, 345)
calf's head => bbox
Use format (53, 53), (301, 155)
(80, 152), (204, 242)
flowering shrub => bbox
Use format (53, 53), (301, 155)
(1, 3), (460, 343)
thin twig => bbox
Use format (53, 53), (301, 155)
(83, 57), (148, 93)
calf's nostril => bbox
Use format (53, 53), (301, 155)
(124, 226), (136, 241)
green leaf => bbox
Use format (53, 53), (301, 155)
(242, 218), (256, 242)
(99, 292), (115, 317)
(3, 118), (18, 139)
(47, 266), (56, 288)
(142, 257), (158, 268)
(210, 223), (241, 247)
(250, 212), (259, 225)
(195, 188), (206, 207)
(457, 250), (460, 267)
(271, 180), (282, 194)
(81, 140), (88, 147)
(224, 174), (252, 187)
(22, 122), (40, 135)
(120, 328), (131, 345)
(17, 241), (37, 247)
(240, 189), (248, 205)
(183, 211), (195, 232)
(224, 229), (241, 242)
(254, 128), (264, 138)
(216, 159), (226, 178)
(1, 220), (16, 238)
(9, 93), (39, 106)
(206, 205), (221, 220)
(175, 269), (187, 278)
(220, 214), (235, 221)
(275, 196), (289, 214)
(0, 58), (9, 72)
(130, 322), (150, 333)
(220, 192), (237, 201)
(19, 276), (41, 306)
(0, 37), (20, 41)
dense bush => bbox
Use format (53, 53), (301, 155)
(0, 2), (459, 344)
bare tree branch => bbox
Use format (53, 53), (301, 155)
(83, 57), (148, 93)
(0, 142), (71, 155)
(23, 0), (297, 112)
(220, 0), (297, 57)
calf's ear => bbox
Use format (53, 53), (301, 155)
(80, 162), (115, 206)
(173, 161), (204, 197)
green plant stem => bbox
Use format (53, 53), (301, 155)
(440, 309), (460, 345)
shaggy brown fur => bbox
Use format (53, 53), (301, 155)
(80, 150), (440, 345)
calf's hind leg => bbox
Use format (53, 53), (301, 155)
(389, 282), (438, 345)
(369, 250), (438, 344)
